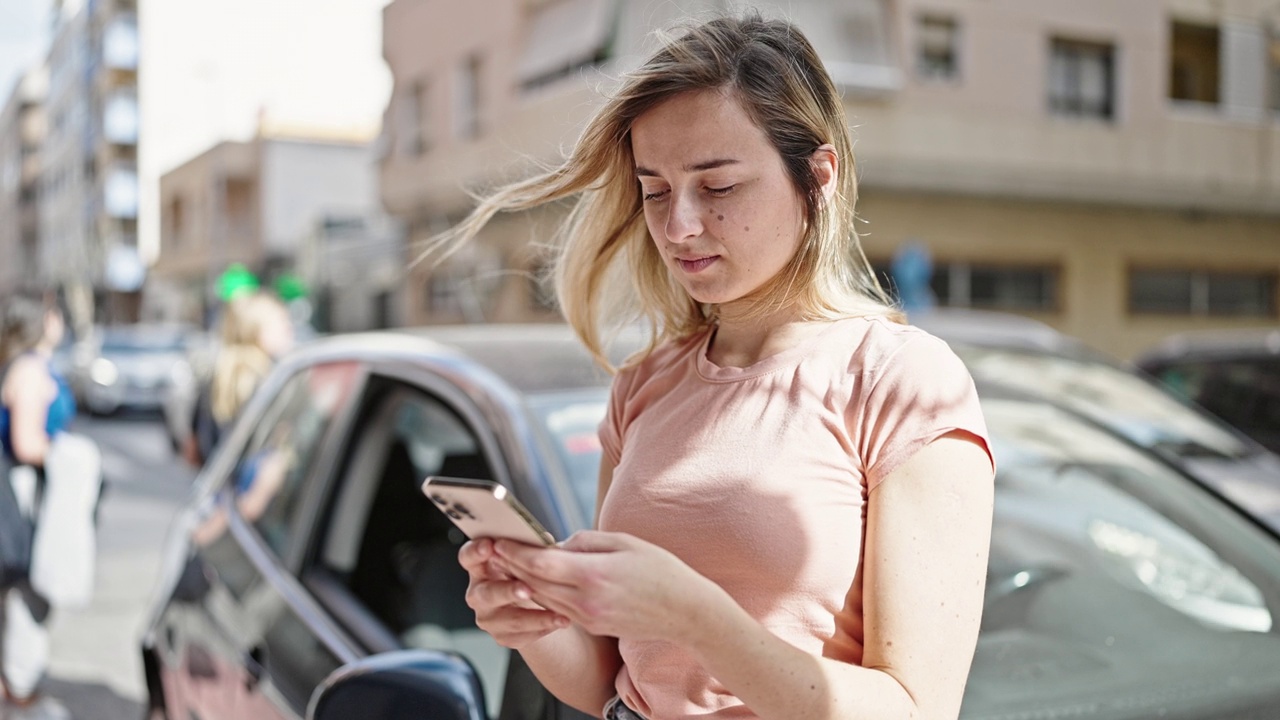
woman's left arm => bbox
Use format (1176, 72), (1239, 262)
(681, 431), (994, 720)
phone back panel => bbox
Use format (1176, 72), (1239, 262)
(422, 478), (555, 546)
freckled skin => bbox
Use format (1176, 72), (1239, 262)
(632, 90), (807, 307)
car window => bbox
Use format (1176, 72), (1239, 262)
(230, 362), (360, 559)
(1154, 359), (1280, 455)
(953, 345), (1252, 460)
(964, 396), (1280, 718)
(316, 377), (514, 717)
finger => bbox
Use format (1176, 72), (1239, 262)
(467, 577), (537, 611)
(561, 529), (629, 553)
(477, 606), (571, 643)
(493, 541), (582, 585)
(458, 538), (494, 575)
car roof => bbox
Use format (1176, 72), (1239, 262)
(908, 308), (1095, 357)
(1135, 327), (1280, 366)
(295, 323), (643, 395)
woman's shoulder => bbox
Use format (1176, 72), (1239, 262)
(1, 353), (55, 399)
(824, 314), (951, 368)
(616, 326), (711, 382)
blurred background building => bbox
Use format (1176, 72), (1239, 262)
(379, 0), (1280, 359)
(150, 131), (401, 331)
(0, 66), (46, 299)
(38, 0), (139, 331)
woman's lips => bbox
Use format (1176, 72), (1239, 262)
(676, 256), (718, 273)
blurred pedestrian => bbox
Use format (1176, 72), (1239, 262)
(446, 13), (995, 720)
(187, 291), (295, 467)
(0, 290), (88, 720)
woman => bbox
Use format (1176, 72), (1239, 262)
(0, 291), (75, 718)
(189, 291), (294, 466)
(453, 15), (995, 720)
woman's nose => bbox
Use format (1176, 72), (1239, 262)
(663, 192), (703, 244)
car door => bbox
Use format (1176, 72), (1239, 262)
(297, 368), (594, 720)
(159, 360), (364, 720)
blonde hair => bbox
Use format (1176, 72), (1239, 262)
(428, 13), (900, 368)
(211, 292), (286, 424)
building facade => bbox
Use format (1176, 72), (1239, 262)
(38, 0), (140, 328)
(0, 67), (47, 298)
(151, 133), (400, 329)
(379, 0), (1280, 359)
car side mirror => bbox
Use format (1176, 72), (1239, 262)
(307, 649), (487, 720)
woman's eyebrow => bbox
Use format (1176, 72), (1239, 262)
(635, 158), (741, 177)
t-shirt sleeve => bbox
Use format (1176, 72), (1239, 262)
(598, 366), (638, 467)
(856, 334), (995, 491)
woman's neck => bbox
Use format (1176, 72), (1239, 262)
(706, 304), (825, 368)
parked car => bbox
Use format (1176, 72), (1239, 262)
(141, 323), (1280, 720)
(70, 324), (198, 416)
(1135, 327), (1280, 457)
(914, 310), (1280, 531)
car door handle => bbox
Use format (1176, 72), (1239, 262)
(244, 645), (266, 690)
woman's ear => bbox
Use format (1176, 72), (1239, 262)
(811, 144), (838, 201)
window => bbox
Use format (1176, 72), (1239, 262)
(230, 362), (361, 559)
(917, 15), (959, 80)
(396, 81), (427, 156)
(1270, 33), (1280, 112)
(1170, 22), (1220, 104)
(1129, 269), (1277, 317)
(165, 197), (184, 248)
(1049, 38), (1116, 119)
(1153, 359), (1280, 454)
(870, 259), (1058, 312)
(455, 55), (482, 140)
(317, 379), (514, 715)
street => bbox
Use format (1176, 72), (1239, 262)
(42, 412), (193, 720)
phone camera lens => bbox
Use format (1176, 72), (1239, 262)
(453, 503), (475, 519)
(430, 494), (447, 505)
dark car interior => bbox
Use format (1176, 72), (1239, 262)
(311, 376), (590, 720)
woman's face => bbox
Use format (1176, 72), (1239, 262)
(631, 89), (807, 309)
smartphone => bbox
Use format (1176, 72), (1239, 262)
(421, 476), (556, 547)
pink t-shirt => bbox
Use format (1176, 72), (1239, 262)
(597, 315), (994, 720)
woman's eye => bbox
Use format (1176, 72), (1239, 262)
(706, 185), (736, 198)
(642, 189), (669, 202)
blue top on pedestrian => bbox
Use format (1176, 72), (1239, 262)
(0, 355), (77, 461)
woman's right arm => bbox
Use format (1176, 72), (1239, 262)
(460, 458), (622, 715)
(4, 356), (56, 466)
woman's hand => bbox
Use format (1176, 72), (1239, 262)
(492, 530), (729, 644)
(460, 538), (572, 648)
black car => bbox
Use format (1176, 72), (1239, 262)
(141, 323), (1280, 720)
(915, 310), (1280, 532)
(1136, 327), (1280, 457)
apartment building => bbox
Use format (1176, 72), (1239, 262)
(379, 0), (1280, 359)
(0, 67), (47, 298)
(152, 132), (396, 328)
(38, 0), (140, 327)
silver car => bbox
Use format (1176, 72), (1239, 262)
(72, 324), (197, 416)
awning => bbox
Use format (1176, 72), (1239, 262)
(517, 0), (617, 88)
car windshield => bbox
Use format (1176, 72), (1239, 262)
(966, 396), (1280, 718)
(529, 390), (1280, 718)
(525, 390), (610, 523)
(953, 345), (1253, 461)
